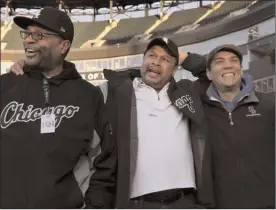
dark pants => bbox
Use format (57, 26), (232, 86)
(127, 189), (203, 209)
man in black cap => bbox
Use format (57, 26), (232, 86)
(84, 37), (214, 208)
(0, 7), (115, 208)
(13, 6), (74, 77)
(185, 44), (275, 208)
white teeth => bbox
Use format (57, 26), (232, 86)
(149, 69), (160, 74)
(26, 49), (35, 53)
(223, 73), (234, 77)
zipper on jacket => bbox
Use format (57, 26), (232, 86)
(208, 97), (235, 126)
(228, 112), (234, 126)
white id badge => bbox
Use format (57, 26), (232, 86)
(41, 113), (56, 134)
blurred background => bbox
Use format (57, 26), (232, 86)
(1, 0), (275, 94)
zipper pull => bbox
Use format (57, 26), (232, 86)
(228, 112), (234, 126)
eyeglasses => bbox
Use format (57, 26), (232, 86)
(20, 30), (60, 41)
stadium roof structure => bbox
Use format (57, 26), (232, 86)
(1, 0), (193, 10)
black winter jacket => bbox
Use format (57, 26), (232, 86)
(182, 54), (275, 208)
(87, 53), (216, 209)
(0, 61), (114, 208)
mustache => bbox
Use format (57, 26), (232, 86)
(147, 65), (161, 73)
(24, 43), (39, 50)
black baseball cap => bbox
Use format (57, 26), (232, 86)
(145, 37), (179, 65)
(14, 7), (74, 42)
(207, 44), (243, 70)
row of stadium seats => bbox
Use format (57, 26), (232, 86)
(247, 0), (274, 12)
(72, 21), (108, 48)
(104, 15), (158, 45)
(199, 0), (252, 26)
(1, 0), (274, 50)
(147, 7), (207, 37)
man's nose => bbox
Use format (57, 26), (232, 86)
(152, 57), (161, 66)
(224, 60), (233, 68)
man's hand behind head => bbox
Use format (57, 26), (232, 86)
(178, 50), (188, 66)
(10, 59), (25, 75)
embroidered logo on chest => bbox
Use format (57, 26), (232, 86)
(246, 105), (261, 117)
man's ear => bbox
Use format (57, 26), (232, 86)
(172, 65), (178, 75)
(61, 40), (71, 55)
(240, 64), (244, 77)
(206, 69), (212, 81)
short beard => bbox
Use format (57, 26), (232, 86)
(217, 83), (241, 93)
(25, 53), (60, 73)
(141, 77), (168, 92)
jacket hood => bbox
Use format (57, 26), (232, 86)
(206, 74), (254, 102)
(205, 74), (254, 112)
(24, 61), (82, 85)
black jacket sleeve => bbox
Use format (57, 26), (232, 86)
(190, 121), (216, 208)
(181, 52), (211, 97)
(181, 52), (207, 79)
(84, 91), (117, 208)
(0, 72), (22, 94)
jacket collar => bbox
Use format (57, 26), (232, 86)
(204, 88), (259, 105)
(104, 68), (204, 124)
(24, 61), (81, 85)
(242, 91), (259, 104)
(206, 74), (254, 104)
(103, 68), (140, 84)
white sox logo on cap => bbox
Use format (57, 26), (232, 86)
(60, 26), (66, 32)
(162, 37), (169, 44)
(33, 8), (43, 19)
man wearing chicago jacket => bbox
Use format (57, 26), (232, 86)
(0, 7), (115, 208)
(8, 37), (214, 208)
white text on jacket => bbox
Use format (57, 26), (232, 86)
(0, 101), (80, 129)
